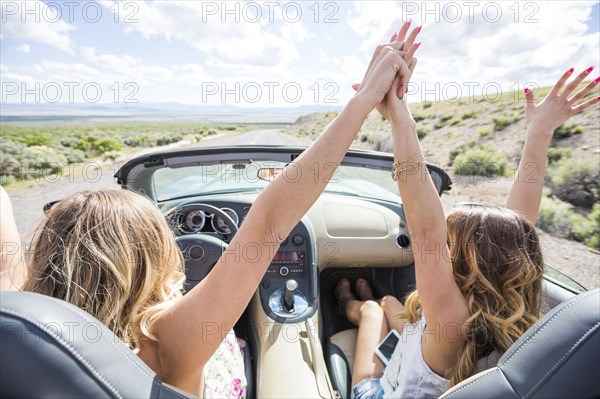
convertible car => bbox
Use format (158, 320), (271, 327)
(1, 145), (598, 398)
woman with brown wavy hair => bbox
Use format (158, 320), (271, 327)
(337, 62), (599, 398)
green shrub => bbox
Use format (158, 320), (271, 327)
(360, 133), (370, 143)
(462, 111), (478, 119)
(493, 116), (520, 131)
(537, 196), (586, 239)
(551, 157), (599, 208)
(453, 144), (507, 176)
(448, 141), (477, 165)
(572, 204), (600, 250)
(434, 122), (446, 129)
(0, 138), (25, 177)
(74, 136), (97, 152)
(23, 133), (52, 147)
(94, 137), (123, 153)
(423, 101), (432, 109)
(479, 129), (490, 137)
(20, 146), (67, 178)
(61, 148), (87, 164)
(440, 115), (453, 123)
(207, 129), (217, 136)
(547, 147), (572, 164)
(413, 113), (427, 122)
(449, 118), (461, 126)
(156, 135), (182, 146)
(416, 128), (429, 139)
(553, 123), (583, 139)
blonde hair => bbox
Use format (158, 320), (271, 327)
(403, 205), (544, 387)
(23, 190), (185, 350)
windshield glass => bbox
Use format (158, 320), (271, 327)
(153, 160), (401, 202)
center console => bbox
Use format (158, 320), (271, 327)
(258, 220), (318, 323)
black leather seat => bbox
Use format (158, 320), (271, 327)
(441, 288), (600, 398)
(0, 291), (194, 398)
(327, 289), (600, 399)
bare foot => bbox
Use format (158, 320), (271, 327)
(335, 278), (356, 315)
(356, 278), (375, 301)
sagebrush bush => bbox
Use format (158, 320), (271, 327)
(95, 137), (123, 153)
(453, 144), (507, 176)
(448, 141), (477, 165)
(493, 116), (520, 131)
(547, 147), (572, 164)
(413, 113), (427, 122)
(440, 115), (453, 123)
(20, 146), (67, 178)
(449, 118), (461, 126)
(551, 157), (599, 208)
(553, 122), (583, 139)
(479, 129), (490, 137)
(537, 196), (586, 239)
(462, 111), (478, 119)
(423, 101), (432, 109)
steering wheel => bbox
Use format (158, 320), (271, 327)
(169, 203), (239, 292)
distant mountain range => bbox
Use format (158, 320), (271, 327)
(0, 103), (342, 124)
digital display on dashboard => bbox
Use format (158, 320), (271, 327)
(272, 251), (299, 262)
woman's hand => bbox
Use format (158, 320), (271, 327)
(506, 67), (599, 226)
(352, 21), (422, 116)
(524, 67), (599, 139)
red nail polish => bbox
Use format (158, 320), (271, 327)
(597, 96), (600, 102)
(586, 66), (594, 73)
(417, 25), (423, 33)
(568, 67), (574, 73)
(524, 88), (530, 94)
(595, 77), (600, 83)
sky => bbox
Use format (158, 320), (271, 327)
(1, 0), (599, 107)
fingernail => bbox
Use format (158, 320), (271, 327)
(597, 96), (600, 101)
(524, 88), (530, 94)
(417, 25), (423, 33)
(586, 66), (594, 73)
(414, 42), (421, 49)
(594, 77), (600, 83)
(391, 33), (397, 41)
(568, 67), (574, 73)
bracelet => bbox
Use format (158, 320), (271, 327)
(391, 161), (422, 181)
(393, 152), (423, 167)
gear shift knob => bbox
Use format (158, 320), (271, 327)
(283, 279), (298, 311)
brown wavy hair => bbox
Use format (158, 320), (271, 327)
(403, 205), (544, 387)
(23, 190), (185, 350)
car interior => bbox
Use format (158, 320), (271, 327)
(2, 146), (598, 398)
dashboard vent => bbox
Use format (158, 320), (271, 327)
(396, 234), (411, 249)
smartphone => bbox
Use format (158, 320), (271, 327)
(375, 329), (401, 366)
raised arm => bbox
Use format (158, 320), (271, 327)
(506, 67), (599, 225)
(144, 25), (422, 392)
(0, 186), (27, 291)
(382, 28), (470, 376)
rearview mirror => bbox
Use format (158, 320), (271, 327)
(257, 168), (284, 182)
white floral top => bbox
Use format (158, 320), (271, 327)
(203, 331), (248, 399)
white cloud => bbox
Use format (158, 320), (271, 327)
(100, 1), (303, 68)
(0, 0), (74, 53)
(14, 44), (31, 53)
(348, 1), (600, 102)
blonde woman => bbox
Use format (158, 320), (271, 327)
(337, 63), (600, 399)
(0, 24), (422, 397)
